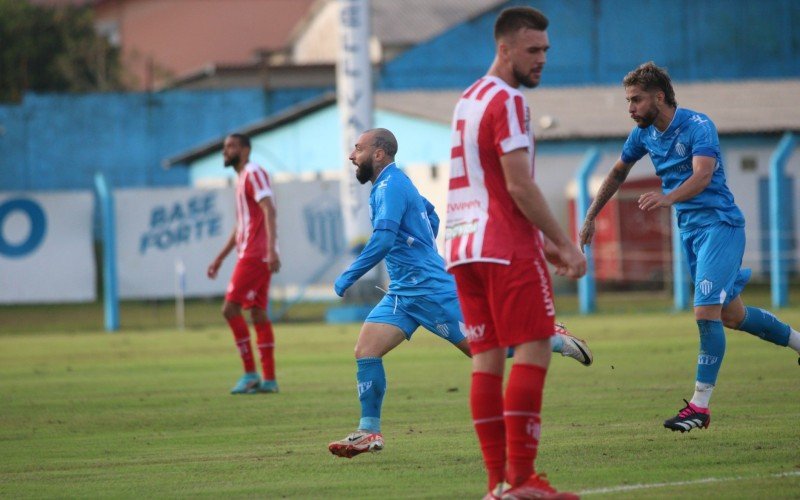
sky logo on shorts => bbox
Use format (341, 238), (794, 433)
(699, 279), (713, 296)
(465, 323), (485, 341)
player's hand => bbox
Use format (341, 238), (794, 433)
(267, 252), (281, 273)
(638, 191), (672, 211)
(579, 220), (595, 250)
(543, 237), (566, 268)
(333, 276), (349, 297)
(207, 259), (221, 279)
(552, 242), (587, 279)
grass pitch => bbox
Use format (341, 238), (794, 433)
(1, 306), (799, 498)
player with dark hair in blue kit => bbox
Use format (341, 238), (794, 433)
(328, 128), (593, 459)
(580, 62), (800, 433)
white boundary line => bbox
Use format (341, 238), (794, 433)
(579, 470), (800, 496)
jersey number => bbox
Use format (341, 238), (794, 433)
(449, 119), (470, 190)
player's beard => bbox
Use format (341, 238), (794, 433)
(513, 64), (541, 89)
(633, 105), (659, 128)
(355, 159), (374, 185)
(224, 154), (239, 168)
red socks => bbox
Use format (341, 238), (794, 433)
(255, 321), (276, 381)
(505, 363), (546, 487)
(471, 371), (506, 491)
(226, 315), (256, 373)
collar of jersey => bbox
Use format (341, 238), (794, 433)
(372, 162), (397, 188)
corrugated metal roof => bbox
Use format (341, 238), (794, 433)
(373, 0), (505, 45)
(376, 79), (800, 139)
(165, 79), (800, 167)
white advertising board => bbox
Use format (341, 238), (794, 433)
(115, 187), (237, 299)
(0, 192), (95, 303)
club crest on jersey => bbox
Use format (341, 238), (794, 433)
(675, 142), (688, 157)
(435, 323), (450, 338)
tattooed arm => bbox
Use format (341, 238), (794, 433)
(579, 158), (635, 248)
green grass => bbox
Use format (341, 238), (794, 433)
(1, 302), (799, 498)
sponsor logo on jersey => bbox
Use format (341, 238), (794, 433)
(445, 220), (478, 240)
(377, 175), (391, 189)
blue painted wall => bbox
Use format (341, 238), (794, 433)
(187, 106), (452, 183)
(0, 87), (324, 192)
(380, 0), (800, 90)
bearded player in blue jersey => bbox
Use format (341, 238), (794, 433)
(580, 62), (800, 433)
(328, 128), (593, 458)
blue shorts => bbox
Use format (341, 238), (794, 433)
(365, 290), (466, 344)
(681, 222), (751, 307)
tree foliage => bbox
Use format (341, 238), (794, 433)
(0, 0), (125, 102)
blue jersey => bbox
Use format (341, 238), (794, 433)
(621, 108), (744, 231)
(370, 164), (455, 296)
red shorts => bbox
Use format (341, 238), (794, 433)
(451, 256), (555, 355)
(225, 257), (271, 310)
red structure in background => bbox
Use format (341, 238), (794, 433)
(569, 177), (673, 286)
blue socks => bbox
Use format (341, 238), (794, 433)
(696, 319), (726, 385)
(736, 306), (791, 346)
(356, 357), (386, 433)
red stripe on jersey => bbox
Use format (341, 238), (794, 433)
(465, 231), (475, 259)
(513, 95), (526, 134)
(476, 81), (497, 101)
(450, 234), (462, 263)
(463, 78), (484, 99)
(486, 90), (510, 152)
(250, 169), (266, 190)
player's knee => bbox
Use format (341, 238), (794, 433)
(222, 302), (240, 320)
(720, 309), (741, 329)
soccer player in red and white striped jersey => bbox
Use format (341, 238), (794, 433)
(207, 133), (281, 395)
(445, 7), (586, 499)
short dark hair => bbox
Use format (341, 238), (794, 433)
(228, 133), (251, 148)
(623, 61), (678, 108)
(368, 128), (398, 159)
(494, 6), (549, 40)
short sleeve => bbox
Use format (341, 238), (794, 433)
(247, 166), (273, 202)
(490, 91), (530, 157)
(690, 115), (719, 159)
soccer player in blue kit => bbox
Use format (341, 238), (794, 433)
(328, 128), (593, 458)
(580, 62), (800, 432)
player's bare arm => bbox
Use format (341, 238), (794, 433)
(500, 149), (586, 278)
(638, 155), (715, 211)
(258, 197), (281, 273)
(579, 158), (634, 247)
(207, 229), (236, 279)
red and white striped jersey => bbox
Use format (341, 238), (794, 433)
(235, 162), (276, 260)
(445, 76), (542, 269)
